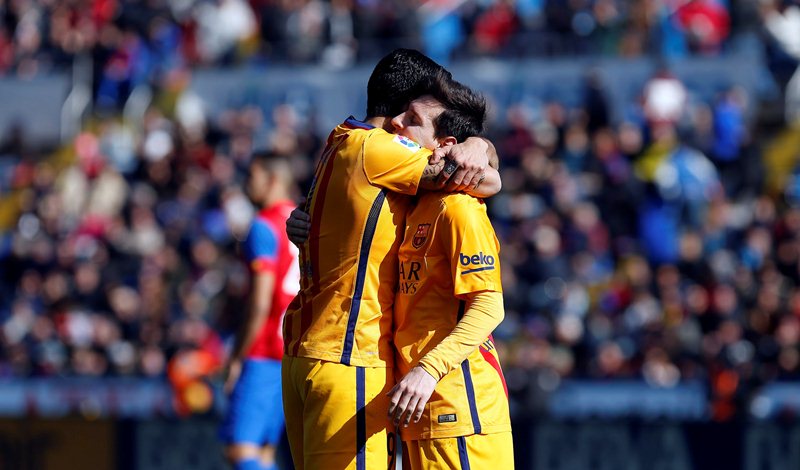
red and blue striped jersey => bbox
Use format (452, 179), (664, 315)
(244, 200), (300, 360)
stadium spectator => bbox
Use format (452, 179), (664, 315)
(0, 0), (746, 81)
(761, 0), (800, 125)
(2, 2), (800, 428)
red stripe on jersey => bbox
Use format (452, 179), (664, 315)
(308, 143), (339, 294)
(285, 295), (301, 355)
(289, 139), (331, 355)
(295, 295), (312, 356)
(292, 139), (340, 354)
(290, 261), (306, 356)
(310, 130), (336, 188)
(479, 335), (508, 398)
(290, 229), (314, 355)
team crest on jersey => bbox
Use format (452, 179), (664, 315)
(412, 224), (431, 248)
(393, 135), (421, 150)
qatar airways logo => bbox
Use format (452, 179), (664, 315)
(459, 252), (495, 275)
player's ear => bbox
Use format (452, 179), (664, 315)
(437, 136), (457, 148)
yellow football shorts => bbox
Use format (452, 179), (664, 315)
(402, 431), (514, 470)
(282, 355), (396, 470)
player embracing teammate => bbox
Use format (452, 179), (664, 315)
(282, 49), (512, 469)
(386, 77), (512, 470)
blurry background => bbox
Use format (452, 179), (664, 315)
(1, 0), (800, 469)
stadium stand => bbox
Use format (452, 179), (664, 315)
(2, 0), (800, 468)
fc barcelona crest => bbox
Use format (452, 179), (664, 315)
(412, 224), (431, 248)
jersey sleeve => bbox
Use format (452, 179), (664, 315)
(244, 218), (278, 274)
(441, 198), (502, 297)
(362, 130), (431, 195)
(417, 291), (505, 380)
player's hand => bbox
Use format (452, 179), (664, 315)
(387, 366), (437, 427)
(436, 137), (489, 191)
(224, 358), (242, 395)
(428, 148), (445, 165)
(286, 207), (311, 245)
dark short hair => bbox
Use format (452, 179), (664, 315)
(425, 73), (487, 142)
(366, 49), (451, 118)
(251, 151), (292, 182)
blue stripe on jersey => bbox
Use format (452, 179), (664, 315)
(457, 436), (471, 470)
(341, 190), (386, 365)
(461, 359), (482, 434)
(345, 116), (375, 130)
(461, 266), (495, 275)
(304, 137), (338, 214)
(356, 367), (366, 470)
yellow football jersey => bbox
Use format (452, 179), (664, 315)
(283, 116), (431, 368)
(394, 192), (511, 440)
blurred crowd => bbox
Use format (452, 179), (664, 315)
(2, 0), (800, 422)
(0, 0), (762, 82)
(488, 75), (786, 422)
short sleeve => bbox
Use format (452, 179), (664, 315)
(244, 218), (278, 274)
(441, 198), (502, 297)
(362, 130), (431, 195)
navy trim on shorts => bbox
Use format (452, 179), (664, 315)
(356, 366), (366, 470)
(457, 436), (471, 470)
(461, 359), (482, 434)
(341, 190), (386, 365)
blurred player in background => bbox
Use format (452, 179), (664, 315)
(386, 79), (513, 469)
(281, 49), (502, 470)
(221, 152), (300, 470)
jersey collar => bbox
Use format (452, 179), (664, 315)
(344, 116), (375, 130)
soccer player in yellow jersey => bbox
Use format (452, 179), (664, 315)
(280, 50), (503, 470)
(385, 78), (513, 469)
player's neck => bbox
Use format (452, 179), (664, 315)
(262, 189), (291, 209)
(365, 116), (390, 130)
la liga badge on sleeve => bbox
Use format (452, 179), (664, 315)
(393, 134), (421, 150)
